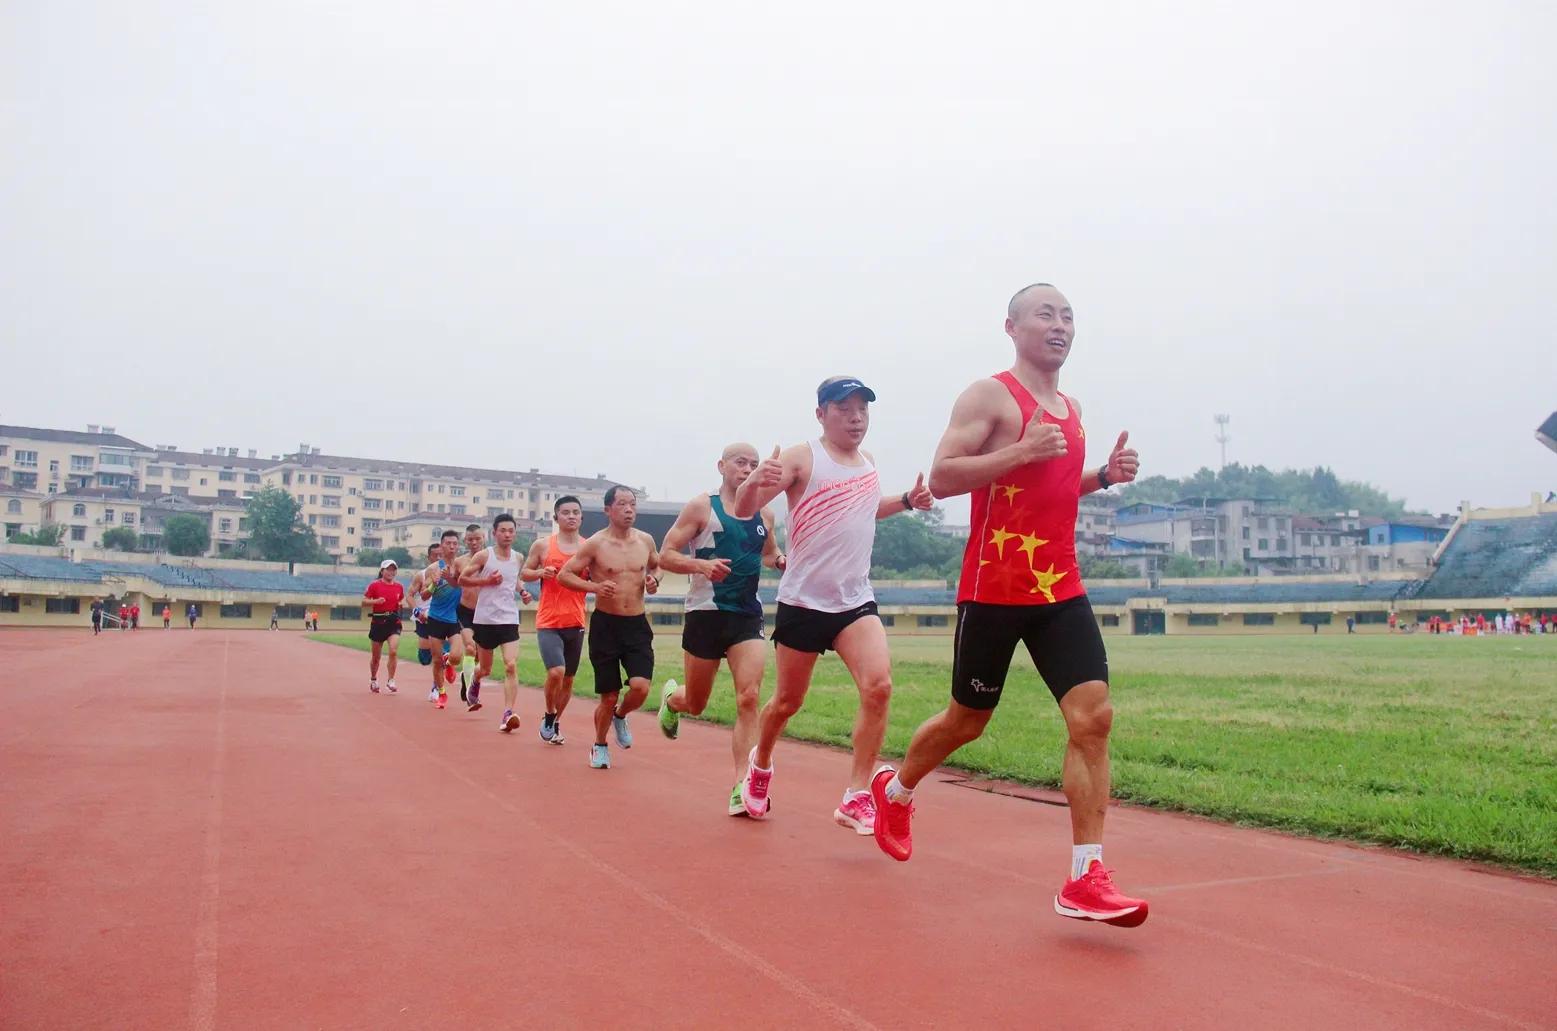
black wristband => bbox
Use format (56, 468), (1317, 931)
(1097, 466), (1112, 489)
(901, 491), (912, 509)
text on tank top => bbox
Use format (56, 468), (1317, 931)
(686, 494), (766, 615)
(958, 371), (1086, 606)
(777, 439), (879, 612)
(474, 549), (521, 625)
(536, 534), (588, 629)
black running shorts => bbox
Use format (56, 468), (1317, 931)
(424, 618), (461, 641)
(772, 601), (879, 655)
(367, 616), (402, 643)
(457, 603), (476, 631)
(682, 609), (765, 661)
(951, 596), (1108, 709)
(589, 611), (655, 692)
(472, 622), (519, 651)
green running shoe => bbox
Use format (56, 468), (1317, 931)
(658, 679), (681, 739)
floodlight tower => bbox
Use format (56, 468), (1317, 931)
(1214, 414), (1231, 469)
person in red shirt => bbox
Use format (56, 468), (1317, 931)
(130, 603), (140, 630)
(162, 604), (172, 629)
(869, 282), (1148, 928)
(118, 603), (129, 630)
(363, 559), (405, 693)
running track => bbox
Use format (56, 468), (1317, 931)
(2, 629), (1553, 1030)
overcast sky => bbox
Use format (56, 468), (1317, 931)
(4, 2), (1553, 520)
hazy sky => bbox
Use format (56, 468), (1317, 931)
(4, 2), (1554, 520)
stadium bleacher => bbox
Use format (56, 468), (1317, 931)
(0, 554), (107, 584)
(1417, 512), (1557, 599)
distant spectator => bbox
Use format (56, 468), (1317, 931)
(270, 609), (280, 631)
(90, 599), (103, 636)
(118, 603), (129, 630)
(187, 602), (198, 629)
(1345, 616), (1355, 634)
(130, 603), (140, 630)
(162, 604), (172, 629)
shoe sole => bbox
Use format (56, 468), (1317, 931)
(1053, 898), (1149, 927)
(505, 715), (520, 731)
(870, 770), (911, 861)
(467, 703), (482, 712)
(832, 809), (875, 836)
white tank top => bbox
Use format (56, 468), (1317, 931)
(473, 548), (521, 625)
(777, 439), (880, 612)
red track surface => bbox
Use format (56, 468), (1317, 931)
(2, 629), (1554, 1030)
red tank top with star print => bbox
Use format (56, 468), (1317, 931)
(957, 371), (1087, 607)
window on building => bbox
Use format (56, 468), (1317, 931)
(274, 604), (306, 620)
(308, 495), (317, 504)
(321, 535), (340, 547)
(217, 490), (236, 499)
(70, 526), (86, 541)
(15, 450), (38, 467)
(172, 468), (189, 480)
(321, 495), (341, 508)
(651, 613), (683, 626)
(330, 606), (360, 621)
(0, 596), (18, 613)
(1368, 555), (1380, 571)
(11, 472), (37, 489)
(1242, 613), (1275, 626)
(1276, 537), (1288, 551)
(1187, 614), (1219, 627)
(244, 473), (261, 484)
(122, 512), (135, 525)
(364, 479), (383, 491)
(1330, 535), (1340, 546)
(219, 518), (232, 532)
(238, 518), (250, 531)
(450, 486), (465, 497)
(322, 476), (342, 488)
(1299, 612), (1332, 626)
(878, 614), (895, 627)
(916, 614), (949, 628)
(472, 495), (481, 504)
(320, 515), (340, 528)
(71, 455), (94, 471)
(347, 527), (355, 536)
(1100, 613), (1120, 627)
(307, 514), (317, 526)
(363, 537), (382, 549)
(47, 598), (81, 614)
(1257, 538), (1269, 550)
(5, 499), (17, 513)
(438, 484), (446, 494)
(104, 508), (115, 522)
(220, 604), (252, 619)
(363, 497), (382, 510)
(218, 471), (237, 482)
(47, 484), (58, 493)
(1241, 526), (1250, 540)
(1355, 611), (1387, 624)
(449, 504), (466, 515)
(363, 519), (381, 531)
(309, 474), (318, 485)
(346, 507), (354, 515)
(1299, 533), (1310, 546)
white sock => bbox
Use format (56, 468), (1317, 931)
(1072, 844), (1103, 879)
(843, 788), (869, 804)
(885, 775), (914, 804)
(748, 750), (771, 774)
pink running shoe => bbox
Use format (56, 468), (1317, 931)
(870, 767), (913, 861)
(1055, 862), (1149, 927)
(444, 663), (457, 685)
(436, 692), (447, 710)
(741, 750), (771, 819)
(833, 791), (876, 835)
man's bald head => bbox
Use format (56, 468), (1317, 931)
(721, 442), (758, 462)
(718, 442), (762, 490)
(1007, 282), (1064, 320)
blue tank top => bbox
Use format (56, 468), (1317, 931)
(686, 495), (766, 616)
(427, 561), (462, 623)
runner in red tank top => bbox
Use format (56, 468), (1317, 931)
(868, 283), (1151, 928)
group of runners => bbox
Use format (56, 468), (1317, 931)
(358, 283), (1152, 927)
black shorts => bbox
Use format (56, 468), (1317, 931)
(367, 616), (403, 643)
(472, 623), (520, 651)
(589, 611), (654, 692)
(424, 618), (461, 641)
(413, 617), (430, 640)
(457, 604), (476, 631)
(772, 601), (878, 655)
(951, 596), (1108, 710)
(537, 627), (586, 675)
(683, 609), (765, 661)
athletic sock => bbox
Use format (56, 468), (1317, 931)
(1071, 844), (1104, 880)
(885, 775), (914, 805)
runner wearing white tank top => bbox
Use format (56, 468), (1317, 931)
(729, 376), (934, 833)
(457, 515), (532, 733)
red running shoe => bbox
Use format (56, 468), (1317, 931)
(870, 767), (913, 861)
(1055, 862), (1149, 927)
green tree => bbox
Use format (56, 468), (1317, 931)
(101, 526), (139, 551)
(356, 546), (414, 568)
(164, 514), (211, 556)
(1079, 553), (1133, 579)
(244, 486), (329, 562)
(9, 522), (66, 545)
(1117, 463), (1410, 518)
(871, 510), (962, 578)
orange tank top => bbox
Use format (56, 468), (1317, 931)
(535, 533), (588, 629)
(957, 371), (1087, 607)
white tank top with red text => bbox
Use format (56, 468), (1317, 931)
(777, 439), (880, 612)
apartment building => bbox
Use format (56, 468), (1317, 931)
(264, 448), (639, 558)
(0, 425), (155, 495)
(37, 488), (249, 555)
(143, 447), (274, 501)
(1, 486), (45, 539)
(1114, 497), (1297, 571)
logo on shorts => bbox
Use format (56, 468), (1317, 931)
(969, 678), (998, 693)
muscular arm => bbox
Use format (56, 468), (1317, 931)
(520, 538), (547, 582)
(656, 496), (713, 575)
(557, 539), (603, 594)
(456, 549), (491, 587)
(731, 445), (802, 519)
(928, 380), (1028, 499)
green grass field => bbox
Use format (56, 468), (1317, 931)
(314, 631), (1557, 876)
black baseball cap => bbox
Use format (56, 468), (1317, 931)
(817, 378), (877, 406)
